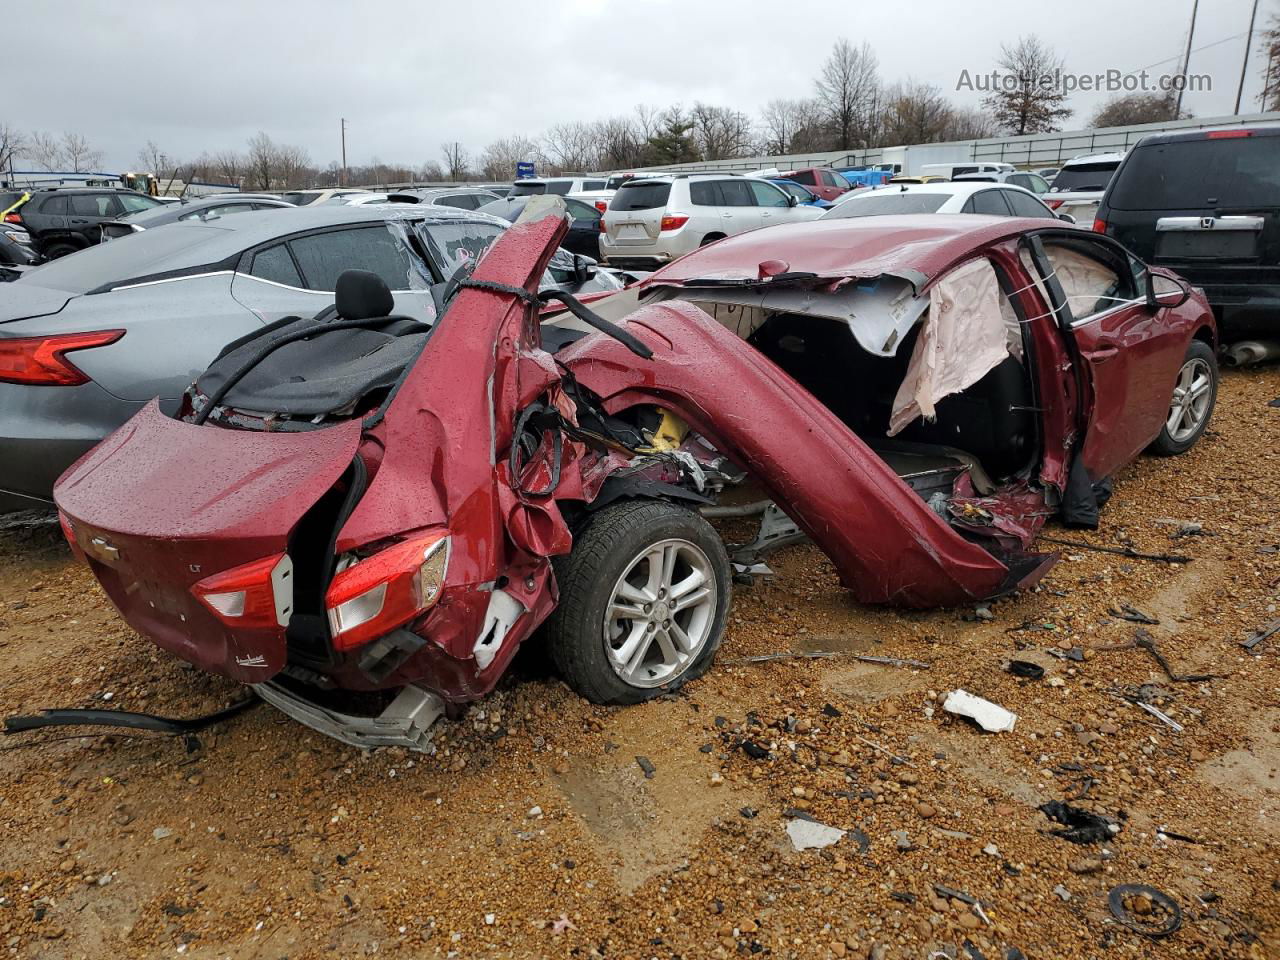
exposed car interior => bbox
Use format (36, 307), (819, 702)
(642, 259), (1041, 501)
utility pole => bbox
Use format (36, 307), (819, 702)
(340, 118), (348, 187)
(1175, 0), (1200, 120)
(1236, 0), (1261, 114)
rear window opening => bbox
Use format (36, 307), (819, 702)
(1107, 136), (1280, 210)
(510, 182), (547, 197)
(609, 183), (672, 211)
(1049, 162), (1120, 194)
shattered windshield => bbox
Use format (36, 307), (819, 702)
(415, 221), (505, 280)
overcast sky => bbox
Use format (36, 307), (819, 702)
(6, 0), (1273, 173)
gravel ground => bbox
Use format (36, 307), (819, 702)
(1, 365), (1278, 960)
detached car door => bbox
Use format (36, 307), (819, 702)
(1024, 232), (1188, 479)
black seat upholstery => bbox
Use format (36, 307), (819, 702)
(749, 313), (1034, 479)
(335, 269), (395, 321)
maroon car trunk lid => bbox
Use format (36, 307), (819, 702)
(54, 401), (363, 682)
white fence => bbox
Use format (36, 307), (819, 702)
(627, 111), (1280, 176)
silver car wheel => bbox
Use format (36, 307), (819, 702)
(603, 538), (717, 688)
(1165, 357), (1213, 443)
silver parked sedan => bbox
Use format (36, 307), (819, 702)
(0, 204), (620, 511)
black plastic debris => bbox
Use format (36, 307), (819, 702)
(739, 739), (770, 760)
(1108, 883), (1182, 939)
(635, 756), (656, 779)
(848, 827), (871, 855)
(739, 806), (757, 819)
(890, 891), (916, 904)
(1038, 801), (1122, 844)
(1110, 603), (1159, 625)
(1242, 619), (1280, 653)
(1006, 660), (1045, 680)
(4, 698), (258, 741)
(821, 703), (842, 718)
(1135, 629), (1223, 681)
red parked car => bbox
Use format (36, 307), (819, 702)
(779, 167), (851, 202)
(54, 212), (1217, 750)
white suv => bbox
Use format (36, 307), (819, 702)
(600, 175), (824, 268)
(509, 177), (609, 197)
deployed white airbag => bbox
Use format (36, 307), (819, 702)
(889, 257), (1009, 436)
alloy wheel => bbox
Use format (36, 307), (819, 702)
(603, 538), (717, 688)
(1166, 356), (1213, 443)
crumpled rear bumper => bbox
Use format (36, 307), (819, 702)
(253, 681), (445, 752)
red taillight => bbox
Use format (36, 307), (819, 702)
(325, 534), (450, 652)
(3, 212), (21, 224)
(594, 200), (607, 213)
(1092, 218), (1107, 233)
(191, 553), (293, 630)
(0, 329), (124, 386)
(1207, 129), (1252, 139)
(660, 215), (689, 232)
(1045, 199), (1063, 210)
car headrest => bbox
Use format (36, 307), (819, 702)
(335, 269), (394, 320)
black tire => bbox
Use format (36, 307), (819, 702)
(1148, 339), (1218, 456)
(42, 242), (79, 260)
(547, 500), (731, 705)
(699, 233), (726, 247)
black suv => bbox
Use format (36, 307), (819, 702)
(1095, 127), (1280, 339)
(11, 187), (163, 259)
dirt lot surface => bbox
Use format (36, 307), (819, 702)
(1, 365), (1279, 960)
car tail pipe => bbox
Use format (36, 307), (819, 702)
(1223, 340), (1280, 367)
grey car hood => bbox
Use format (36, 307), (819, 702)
(0, 284), (74, 324)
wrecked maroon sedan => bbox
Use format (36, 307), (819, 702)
(54, 212), (1217, 750)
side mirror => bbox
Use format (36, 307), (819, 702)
(1148, 271), (1190, 310)
(787, 194), (799, 207)
(1057, 212), (1076, 224)
(572, 255), (597, 285)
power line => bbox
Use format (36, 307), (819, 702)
(1135, 29), (1252, 74)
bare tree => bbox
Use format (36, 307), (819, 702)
(632, 104), (661, 143)
(246, 132), (277, 190)
(941, 107), (998, 141)
(982, 35), (1072, 135)
(542, 121), (599, 173)
(594, 117), (643, 169)
(276, 142), (311, 188)
(1089, 91), (1183, 127)
(136, 140), (168, 174)
(480, 136), (541, 181)
(60, 133), (102, 173)
(211, 150), (244, 186)
(27, 131), (62, 170)
(0, 123), (25, 175)
(879, 80), (953, 146)
(815, 39), (880, 151)
(690, 103), (754, 160)
(441, 142), (469, 181)
(761, 99), (803, 154)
